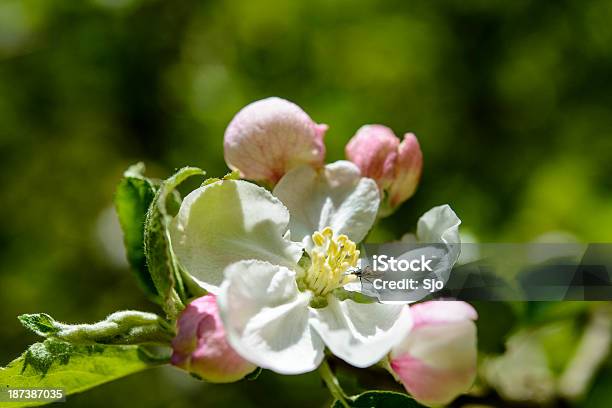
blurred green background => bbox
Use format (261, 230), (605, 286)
(2, 0), (612, 406)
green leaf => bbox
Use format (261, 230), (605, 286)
(115, 162), (158, 300)
(144, 166), (205, 318)
(18, 311), (174, 346)
(17, 314), (59, 337)
(222, 170), (241, 180)
(332, 391), (424, 408)
(0, 339), (164, 407)
(201, 170), (240, 187)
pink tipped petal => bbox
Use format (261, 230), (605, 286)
(391, 354), (476, 406)
(389, 301), (478, 406)
(345, 125), (399, 188)
(314, 123), (329, 153)
(345, 127), (423, 215)
(171, 295), (257, 383)
(224, 97), (327, 183)
(410, 300), (478, 328)
(388, 133), (423, 208)
(170, 303), (204, 367)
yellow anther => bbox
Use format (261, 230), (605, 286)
(312, 232), (325, 247)
(302, 228), (360, 297)
(321, 227), (333, 239)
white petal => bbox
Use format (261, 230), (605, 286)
(218, 260), (324, 374)
(416, 204), (461, 244)
(397, 319), (477, 372)
(392, 205), (461, 301)
(410, 300), (478, 327)
(273, 161), (379, 242)
(310, 296), (412, 368)
(170, 180), (303, 293)
(392, 301), (478, 371)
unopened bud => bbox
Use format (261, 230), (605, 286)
(224, 97), (327, 184)
(388, 301), (478, 406)
(345, 125), (422, 215)
(171, 295), (257, 383)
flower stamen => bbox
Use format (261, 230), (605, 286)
(304, 228), (359, 297)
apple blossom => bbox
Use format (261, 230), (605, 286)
(171, 294), (257, 383)
(224, 97), (328, 184)
(388, 301), (478, 406)
(170, 157), (461, 374)
(345, 125), (422, 215)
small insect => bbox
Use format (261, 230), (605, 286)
(345, 265), (383, 287)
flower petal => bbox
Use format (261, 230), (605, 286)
(273, 161), (379, 243)
(388, 133), (423, 208)
(390, 351), (476, 406)
(171, 295), (257, 383)
(224, 97), (327, 183)
(386, 205), (461, 302)
(170, 180), (303, 293)
(218, 260), (324, 374)
(392, 303), (478, 371)
(416, 204), (461, 244)
(409, 300), (478, 329)
(345, 125), (399, 188)
(310, 296), (412, 368)
(389, 302), (478, 405)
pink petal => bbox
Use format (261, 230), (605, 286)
(345, 125), (399, 188)
(224, 97), (327, 183)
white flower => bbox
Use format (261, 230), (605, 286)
(170, 161), (459, 374)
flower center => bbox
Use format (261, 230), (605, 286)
(302, 227), (360, 297)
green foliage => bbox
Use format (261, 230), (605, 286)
(144, 166), (205, 318)
(202, 170), (241, 186)
(1, 165), (208, 405)
(115, 163), (159, 300)
(0, 339), (162, 408)
(332, 391), (425, 408)
(17, 314), (59, 337)
(18, 311), (174, 346)
(583, 364), (612, 408)
(524, 301), (591, 326)
(2, 0), (612, 406)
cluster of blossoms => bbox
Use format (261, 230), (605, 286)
(169, 97), (478, 406)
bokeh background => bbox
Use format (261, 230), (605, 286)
(2, 0), (612, 406)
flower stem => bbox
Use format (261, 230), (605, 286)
(319, 359), (351, 407)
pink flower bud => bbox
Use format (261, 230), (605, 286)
(345, 126), (422, 213)
(388, 133), (422, 207)
(389, 301), (478, 406)
(224, 97), (328, 184)
(345, 125), (398, 187)
(171, 295), (257, 383)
